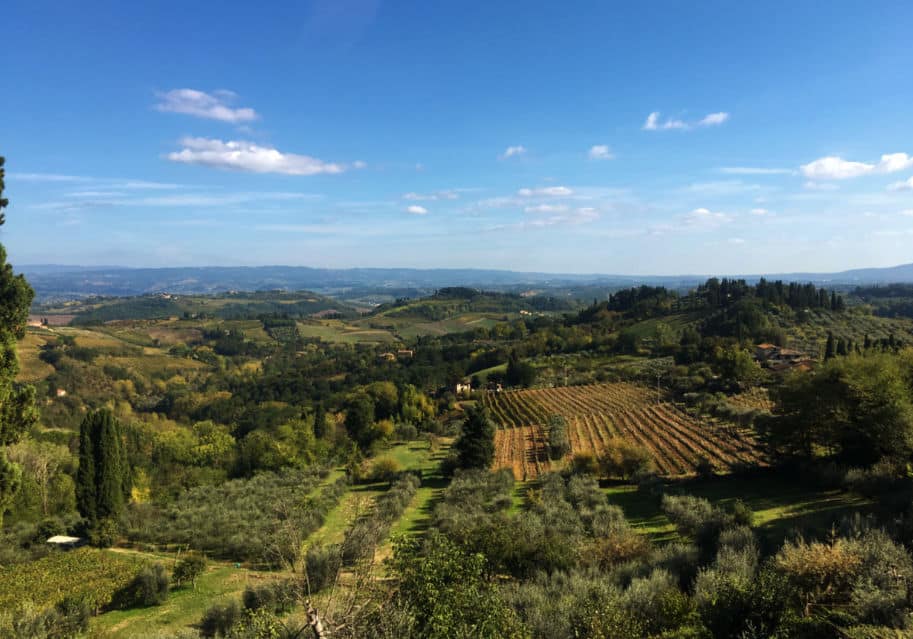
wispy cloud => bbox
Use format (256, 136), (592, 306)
(402, 190), (459, 201)
(643, 111), (729, 131)
(406, 205), (428, 215)
(699, 112), (730, 126)
(683, 207), (732, 227)
(643, 112), (686, 131)
(719, 167), (792, 175)
(167, 137), (346, 175)
(588, 145), (613, 160)
(800, 153), (913, 180)
(524, 204), (569, 214)
(499, 145), (527, 160)
(9, 172), (92, 183)
(10, 173), (182, 190)
(751, 208), (771, 216)
(888, 176), (913, 192)
(154, 88), (258, 123)
(488, 207), (599, 231)
(518, 186), (573, 197)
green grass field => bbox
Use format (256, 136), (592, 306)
(92, 552), (285, 638)
(604, 472), (873, 543)
(297, 319), (399, 344)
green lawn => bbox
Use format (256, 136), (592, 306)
(92, 553), (283, 638)
(604, 472), (874, 544)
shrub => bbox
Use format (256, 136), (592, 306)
(599, 438), (653, 480)
(115, 564), (170, 608)
(172, 554), (207, 589)
(199, 600), (241, 638)
(241, 580), (296, 615)
(368, 457), (403, 483)
(305, 544), (342, 593)
(546, 414), (571, 460)
(569, 452), (599, 476)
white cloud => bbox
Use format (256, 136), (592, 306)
(720, 167), (792, 175)
(352, 160), (367, 169)
(517, 186), (573, 197)
(901, 209), (913, 217)
(750, 208), (770, 216)
(500, 145), (527, 160)
(643, 111), (687, 130)
(8, 172), (92, 183)
(888, 176), (913, 192)
(800, 153), (913, 180)
(644, 111), (728, 131)
(406, 205), (428, 215)
(403, 190), (459, 201)
(524, 204), (569, 214)
(588, 145), (613, 160)
(699, 112), (730, 126)
(10, 173), (182, 189)
(167, 137), (345, 175)
(684, 207), (731, 227)
(155, 88), (258, 123)
(727, 237), (746, 244)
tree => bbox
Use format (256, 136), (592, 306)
(345, 394), (376, 450)
(546, 414), (571, 460)
(172, 554), (207, 590)
(454, 406), (495, 470)
(388, 532), (527, 639)
(825, 333), (836, 360)
(0, 156), (37, 528)
(313, 402), (328, 439)
(76, 409), (131, 532)
(505, 351), (536, 388)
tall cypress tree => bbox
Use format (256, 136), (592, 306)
(76, 409), (130, 525)
(825, 333), (836, 360)
(0, 157), (37, 528)
(76, 414), (97, 521)
(455, 406), (495, 470)
(95, 411), (124, 519)
(313, 402), (327, 439)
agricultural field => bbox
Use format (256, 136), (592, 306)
(0, 548), (146, 612)
(484, 382), (766, 480)
(297, 319), (399, 344)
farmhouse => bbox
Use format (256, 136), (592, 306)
(455, 382), (472, 397)
(754, 343), (815, 371)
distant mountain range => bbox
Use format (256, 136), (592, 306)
(19, 263), (913, 302)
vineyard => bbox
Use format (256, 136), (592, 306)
(483, 383), (767, 480)
(0, 548), (145, 612)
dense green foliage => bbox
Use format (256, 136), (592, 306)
(0, 157), (37, 528)
(130, 470), (347, 566)
(75, 409), (131, 537)
(454, 407), (495, 470)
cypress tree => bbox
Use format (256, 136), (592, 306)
(313, 402), (327, 439)
(836, 338), (848, 357)
(95, 410), (125, 519)
(76, 414), (97, 521)
(77, 409), (130, 524)
(455, 406), (495, 470)
(825, 333), (836, 360)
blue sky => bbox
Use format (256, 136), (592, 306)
(3, 1), (913, 275)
